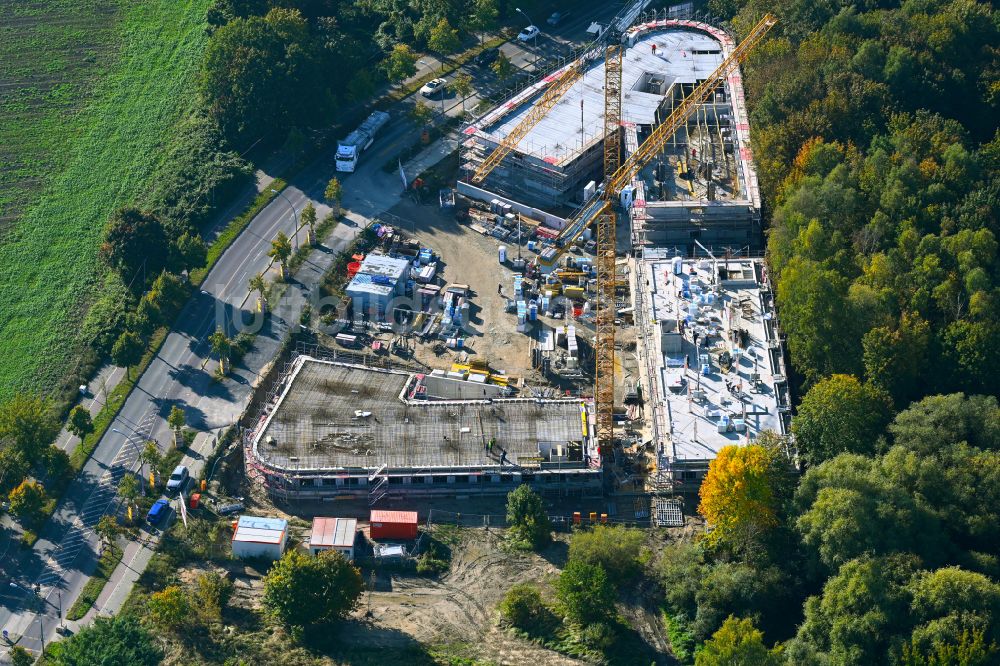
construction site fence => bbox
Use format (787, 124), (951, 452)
(426, 508), (652, 530)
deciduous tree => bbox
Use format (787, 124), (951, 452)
(555, 559), (614, 625)
(249, 272), (268, 313)
(384, 44), (418, 82)
(466, 0), (499, 43)
(263, 549), (364, 629)
(8, 480), (47, 524)
(428, 18), (461, 55)
(568, 525), (647, 585)
(498, 583), (549, 631)
(0, 395), (59, 461)
(167, 405), (185, 448)
(301, 201), (317, 244)
(118, 474), (139, 502)
(695, 616), (782, 666)
(505, 484), (550, 549)
(410, 101), (434, 127)
(99, 208), (167, 288)
(792, 374), (891, 466)
(67, 405), (94, 439)
(698, 444), (782, 551)
(95, 515), (123, 550)
(888, 393), (1000, 455)
(324, 177), (343, 214)
(148, 585), (193, 630)
(209, 328), (233, 375)
(42, 445), (71, 482)
(451, 72), (473, 114)
(45, 615), (161, 665)
(269, 231), (293, 280)
(111, 330), (144, 380)
(200, 9), (323, 145)
(492, 51), (515, 81)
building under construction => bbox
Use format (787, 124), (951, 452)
(461, 19), (764, 254)
(244, 354), (601, 502)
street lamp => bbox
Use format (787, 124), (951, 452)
(515, 7), (534, 29)
(515, 8), (539, 69)
(270, 188), (299, 251)
(111, 428), (143, 456)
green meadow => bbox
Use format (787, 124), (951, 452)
(0, 0), (212, 401)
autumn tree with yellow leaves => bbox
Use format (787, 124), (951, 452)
(698, 439), (791, 554)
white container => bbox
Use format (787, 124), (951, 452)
(499, 245), (507, 263)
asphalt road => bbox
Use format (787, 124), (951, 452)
(0, 5), (625, 655)
(0, 81), (460, 657)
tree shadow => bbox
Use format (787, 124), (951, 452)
(537, 539), (569, 567)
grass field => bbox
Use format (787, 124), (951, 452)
(0, 0), (213, 402)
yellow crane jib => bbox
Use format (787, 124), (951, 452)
(538, 14), (778, 268)
(471, 52), (598, 184)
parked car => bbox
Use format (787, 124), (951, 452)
(166, 464), (189, 492)
(547, 11), (569, 26)
(517, 25), (540, 41)
(420, 78), (448, 97)
(146, 499), (170, 524)
(475, 47), (500, 67)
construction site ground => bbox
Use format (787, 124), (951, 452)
(378, 197), (641, 411)
(168, 518), (678, 666)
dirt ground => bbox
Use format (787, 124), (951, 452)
(378, 197), (544, 382)
(332, 529), (585, 665)
(383, 198), (641, 411)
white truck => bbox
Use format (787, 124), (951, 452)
(335, 110), (390, 173)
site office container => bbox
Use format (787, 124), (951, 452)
(370, 510), (419, 540)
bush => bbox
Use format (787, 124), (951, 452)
(416, 541), (450, 575)
(555, 560), (615, 626)
(499, 583), (547, 630)
(568, 525), (648, 585)
(579, 621), (616, 651)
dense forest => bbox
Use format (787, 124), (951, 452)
(656, 0), (1000, 663)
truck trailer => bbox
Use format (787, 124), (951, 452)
(336, 111), (390, 173)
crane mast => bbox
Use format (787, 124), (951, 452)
(589, 14), (777, 455)
(595, 44), (623, 453)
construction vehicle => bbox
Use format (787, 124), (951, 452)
(336, 111), (390, 173)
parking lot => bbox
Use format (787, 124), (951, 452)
(407, 1), (629, 123)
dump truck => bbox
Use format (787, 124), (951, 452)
(335, 111), (390, 173)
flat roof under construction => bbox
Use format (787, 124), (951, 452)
(478, 28), (725, 165)
(635, 258), (788, 462)
(253, 358), (592, 473)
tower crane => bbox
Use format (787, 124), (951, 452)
(470, 56), (596, 184)
(583, 14), (778, 454)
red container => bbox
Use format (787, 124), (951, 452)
(189, 493), (201, 509)
(347, 261), (361, 278)
(370, 510), (418, 540)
